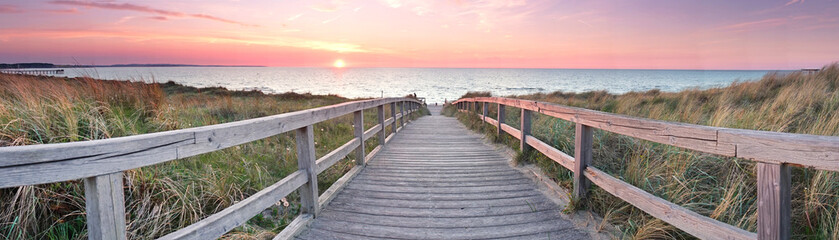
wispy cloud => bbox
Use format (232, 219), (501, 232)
(44, 8), (79, 14)
(556, 11), (596, 21)
(49, 0), (257, 26)
(3, 28), (388, 54)
(716, 18), (787, 31)
(0, 4), (23, 14)
(310, 0), (348, 12)
(322, 15), (342, 24)
(288, 13), (304, 21)
(785, 0), (804, 7)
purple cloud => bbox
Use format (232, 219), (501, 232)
(49, 0), (257, 26)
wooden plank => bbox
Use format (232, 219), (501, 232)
(353, 110), (365, 166)
(295, 125), (319, 217)
(84, 172), (127, 240)
(500, 123), (521, 140)
(377, 104), (386, 146)
(159, 171), (307, 240)
(757, 163), (790, 240)
(390, 102), (397, 134)
(482, 102), (488, 121)
(720, 129), (839, 172)
(583, 167), (757, 240)
(362, 124), (381, 142)
(314, 139), (360, 174)
(497, 104), (505, 136)
(366, 145), (382, 163)
(0, 98), (420, 188)
(525, 136), (574, 170)
(398, 102), (404, 127)
(455, 98), (735, 156)
(318, 166), (364, 208)
(520, 109), (531, 152)
(574, 123), (592, 200)
(272, 214), (313, 240)
(484, 116), (499, 127)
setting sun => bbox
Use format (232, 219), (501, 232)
(333, 59), (345, 68)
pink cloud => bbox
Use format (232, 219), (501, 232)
(717, 18), (787, 31)
(44, 8), (79, 14)
(0, 5), (23, 14)
(49, 0), (257, 26)
(785, 0), (804, 7)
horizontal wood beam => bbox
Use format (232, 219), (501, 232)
(454, 97), (839, 171)
(159, 171), (308, 240)
(583, 167), (757, 240)
(0, 97), (421, 188)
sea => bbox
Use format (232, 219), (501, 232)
(50, 67), (778, 104)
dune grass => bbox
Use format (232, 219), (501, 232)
(0, 73), (425, 239)
(446, 63), (839, 239)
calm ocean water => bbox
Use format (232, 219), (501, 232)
(55, 67), (776, 104)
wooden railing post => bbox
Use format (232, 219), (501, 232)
(482, 102), (488, 121)
(377, 104), (386, 146)
(295, 125), (319, 217)
(353, 110), (365, 166)
(84, 172), (127, 240)
(390, 102), (397, 132)
(520, 109), (531, 152)
(757, 162), (790, 240)
(497, 104), (505, 136)
(574, 123), (592, 200)
(400, 101), (406, 126)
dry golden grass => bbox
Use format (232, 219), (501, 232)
(448, 63), (839, 239)
(0, 73), (420, 239)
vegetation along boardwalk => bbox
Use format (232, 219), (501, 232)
(295, 106), (592, 239)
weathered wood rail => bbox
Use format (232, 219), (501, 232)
(0, 97), (424, 240)
(454, 97), (839, 240)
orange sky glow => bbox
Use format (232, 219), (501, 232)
(1, 0), (838, 69)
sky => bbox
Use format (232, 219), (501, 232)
(0, 0), (838, 69)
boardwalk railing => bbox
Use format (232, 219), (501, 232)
(0, 97), (424, 240)
(453, 97), (839, 240)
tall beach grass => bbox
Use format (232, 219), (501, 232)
(446, 63), (839, 239)
(0, 74), (423, 239)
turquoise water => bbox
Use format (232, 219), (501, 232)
(55, 67), (777, 104)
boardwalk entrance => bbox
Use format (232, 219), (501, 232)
(296, 106), (592, 239)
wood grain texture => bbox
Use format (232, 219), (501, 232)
(84, 172), (127, 240)
(525, 135), (574, 170)
(500, 123), (521, 140)
(497, 104), (505, 136)
(295, 126), (319, 217)
(482, 102), (488, 121)
(520, 109), (531, 152)
(315, 139), (360, 174)
(0, 98), (420, 188)
(159, 171), (307, 240)
(574, 123), (592, 200)
(296, 106), (591, 240)
(584, 167), (757, 240)
(272, 214), (313, 240)
(353, 110), (366, 166)
(454, 96), (839, 171)
(377, 105), (386, 146)
(757, 163), (790, 240)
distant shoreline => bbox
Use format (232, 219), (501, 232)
(0, 63), (266, 69)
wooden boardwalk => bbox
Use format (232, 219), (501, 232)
(296, 106), (591, 239)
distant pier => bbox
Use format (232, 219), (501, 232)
(0, 69), (64, 75)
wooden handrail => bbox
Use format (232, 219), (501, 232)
(0, 97), (424, 240)
(454, 96), (839, 240)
